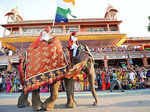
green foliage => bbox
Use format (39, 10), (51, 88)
(148, 25), (150, 31)
(148, 16), (150, 21)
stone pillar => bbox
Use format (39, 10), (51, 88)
(107, 24), (110, 31)
(104, 56), (108, 70)
(63, 25), (66, 34)
(3, 29), (6, 37)
(143, 53), (148, 67)
(78, 25), (80, 33)
(19, 27), (23, 35)
(126, 58), (130, 68)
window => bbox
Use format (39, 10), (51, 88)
(86, 27), (107, 32)
(13, 31), (19, 34)
(53, 27), (63, 33)
(23, 27), (43, 35)
(65, 25), (79, 33)
(86, 25), (107, 32)
(109, 24), (118, 31)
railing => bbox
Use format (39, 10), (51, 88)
(0, 50), (150, 65)
(2, 31), (121, 38)
(92, 50), (150, 60)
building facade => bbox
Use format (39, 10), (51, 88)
(0, 6), (150, 69)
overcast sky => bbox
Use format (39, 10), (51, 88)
(0, 0), (150, 37)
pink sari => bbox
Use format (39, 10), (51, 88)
(6, 78), (11, 93)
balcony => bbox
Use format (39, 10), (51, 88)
(2, 31), (121, 38)
(91, 50), (150, 60)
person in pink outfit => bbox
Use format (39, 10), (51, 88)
(6, 76), (11, 93)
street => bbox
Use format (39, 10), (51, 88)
(0, 89), (150, 112)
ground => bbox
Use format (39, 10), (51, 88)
(0, 89), (150, 112)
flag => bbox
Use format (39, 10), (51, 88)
(55, 0), (77, 23)
(64, 0), (75, 6)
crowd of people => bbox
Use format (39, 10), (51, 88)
(67, 65), (150, 92)
(0, 65), (150, 93)
(95, 66), (150, 91)
(0, 71), (22, 93)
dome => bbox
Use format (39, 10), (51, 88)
(106, 5), (118, 13)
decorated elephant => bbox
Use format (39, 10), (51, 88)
(17, 37), (99, 111)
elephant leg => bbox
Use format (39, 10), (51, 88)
(64, 78), (77, 108)
(42, 81), (61, 111)
(32, 89), (43, 111)
(87, 64), (99, 106)
(17, 91), (31, 108)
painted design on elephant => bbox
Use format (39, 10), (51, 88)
(23, 59), (86, 93)
(42, 46), (49, 50)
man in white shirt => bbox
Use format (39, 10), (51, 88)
(69, 32), (78, 57)
(8, 50), (13, 56)
(40, 26), (53, 42)
(128, 70), (136, 84)
(34, 26), (54, 48)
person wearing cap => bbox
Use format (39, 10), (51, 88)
(69, 32), (78, 57)
(33, 26), (53, 48)
(40, 26), (53, 41)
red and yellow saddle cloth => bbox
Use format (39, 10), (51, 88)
(23, 37), (88, 93)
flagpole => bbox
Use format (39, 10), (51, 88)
(51, 0), (58, 33)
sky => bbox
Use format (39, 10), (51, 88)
(0, 0), (150, 37)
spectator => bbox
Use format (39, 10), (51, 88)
(8, 50), (13, 56)
(101, 71), (106, 90)
(0, 75), (3, 92)
(128, 69), (136, 89)
(6, 76), (11, 93)
(146, 70), (150, 78)
(105, 71), (111, 90)
(110, 70), (124, 92)
(96, 69), (101, 89)
(121, 71), (129, 89)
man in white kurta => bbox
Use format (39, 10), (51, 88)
(69, 32), (78, 57)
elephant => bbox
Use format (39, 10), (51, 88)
(17, 42), (99, 111)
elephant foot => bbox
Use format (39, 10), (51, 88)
(42, 102), (54, 111)
(93, 101), (98, 106)
(17, 96), (31, 108)
(32, 102), (43, 111)
(32, 106), (43, 111)
(66, 101), (77, 108)
(18, 100), (31, 108)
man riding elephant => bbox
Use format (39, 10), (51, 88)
(69, 32), (78, 57)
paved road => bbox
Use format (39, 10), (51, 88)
(0, 89), (150, 112)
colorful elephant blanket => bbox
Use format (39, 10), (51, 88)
(23, 37), (88, 93)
